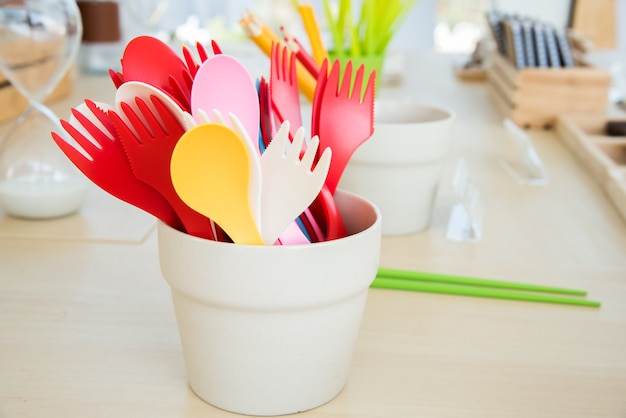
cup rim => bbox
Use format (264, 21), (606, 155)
(374, 99), (456, 126)
(157, 189), (382, 249)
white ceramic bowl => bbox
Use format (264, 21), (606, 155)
(158, 190), (381, 416)
(338, 100), (455, 235)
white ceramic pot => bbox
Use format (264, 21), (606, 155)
(158, 190), (381, 416)
(338, 100), (455, 235)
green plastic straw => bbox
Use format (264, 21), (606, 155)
(377, 267), (587, 296)
(322, 0), (344, 56)
(345, 0), (360, 56)
(320, 0), (417, 57)
(371, 277), (601, 308)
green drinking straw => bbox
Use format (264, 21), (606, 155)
(376, 267), (587, 295)
(370, 277), (601, 307)
(372, 268), (600, 308)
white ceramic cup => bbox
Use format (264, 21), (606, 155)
(158, 190), (381, 416)
(338, 100), (455, 235)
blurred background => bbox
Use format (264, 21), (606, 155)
(114, 0), (624, 55)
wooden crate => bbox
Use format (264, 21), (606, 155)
(487, 53), (611, 129)
(556, 113), (626, 224)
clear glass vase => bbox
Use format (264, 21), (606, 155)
(0, 0), (87, 219)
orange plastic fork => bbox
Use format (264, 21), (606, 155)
(51, 100), (182, 229)
(111, 95), (217, 240)
(316, 59), (376, 195)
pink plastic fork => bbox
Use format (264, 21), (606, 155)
(309, 184), (346, 241)
(270, 42), (303, 141)
(111, 95), (217, 240)
(51, 100), (182, 229)
(316, 59), (376, 194)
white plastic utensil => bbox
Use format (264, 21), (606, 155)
(190, 54), (260, 154)
(259, 121), (332, 245)
(115, 81), (196, 133)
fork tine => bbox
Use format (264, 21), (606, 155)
(351, 64), (365, 101)
(288, 47), (297, 86)
(108, 107), (138, 145)
(59, 118), (101, 158)
(168, 74), (191, 111)
(286, 123), (302, 161)
(300, 130), (318, 169)
(51, 131), (93, 172)
(182, 68), (193, 90)
(227, 112), (253, 148)
(136, 96), (166, 137)
(338, 60), (352, 98)
(150, 95), (185, 135)
(109, 69), (123, 88)
(70, 107), (112, 145)
(311, 58), (328, 139)
(84, 100), (116, 134)
(210, 40), (221, 55)
(363, 68), (376, 109)
(314, 143), (332, 179)
(182, 44), (199, 77)
(196, 42), (208, 61)
(211, 108), (225, 124)
(119, 101), (152, 141)
(281, 43), (289, 82)
(327, 59), (342, 96)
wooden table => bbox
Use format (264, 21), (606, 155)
(1, 51), (626, 417)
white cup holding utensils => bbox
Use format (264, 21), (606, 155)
(158, 190), (381, 416)
(338, 100), (455, 235)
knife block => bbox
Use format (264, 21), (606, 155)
(0, 67), (74, 124)
(487, 52), (611, 129)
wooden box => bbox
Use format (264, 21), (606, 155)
(487, 53), (611, 129)
(556, 113), (626, 223)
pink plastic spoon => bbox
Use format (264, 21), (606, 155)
(190, 54), (260, 154)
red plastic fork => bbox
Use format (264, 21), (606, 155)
(270, 42), (303, 141)
(182, 40), (222, 78)
(111, 95), (217, 240)
(310, 59), (328, 141)
(316, 59), (376, 195)
(309, 184), (346, 241)
(109, 69), (124, 89)
(306, 58), (375, 240)
(51, 100), (182, 229)
(258, 76), (273, 151)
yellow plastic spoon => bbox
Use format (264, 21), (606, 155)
(170, 122), (264, 245)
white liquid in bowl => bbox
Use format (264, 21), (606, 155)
(0, 174), (88, 219)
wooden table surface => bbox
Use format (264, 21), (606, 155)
(1, 51), (625, 417)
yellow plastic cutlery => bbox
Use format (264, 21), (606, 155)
(170, 122), (264, 245)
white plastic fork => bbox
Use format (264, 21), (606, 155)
(259, 121), (332, 245)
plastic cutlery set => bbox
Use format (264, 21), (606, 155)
(51, 36), (376, 245)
